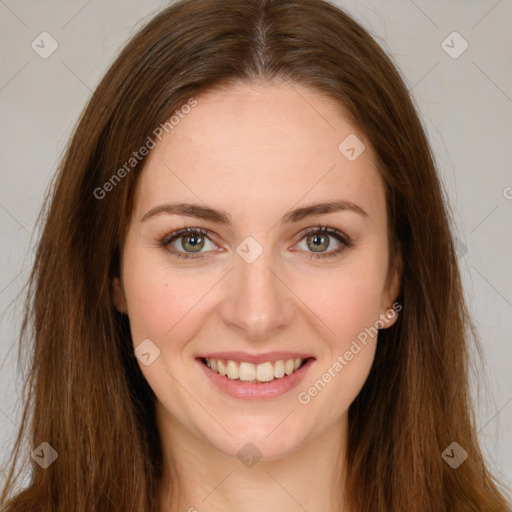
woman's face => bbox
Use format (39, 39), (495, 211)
(113, 81), (400, 460)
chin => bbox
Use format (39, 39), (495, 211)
(199, 412), (310, 461)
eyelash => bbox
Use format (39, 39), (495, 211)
(159, 225), (352, 260)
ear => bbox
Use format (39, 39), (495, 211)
(112, 276), (128, 314)
(380, 251), (403, 329)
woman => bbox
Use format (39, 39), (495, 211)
(1, 0), (510, 510)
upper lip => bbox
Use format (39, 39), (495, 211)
(198, 351), (314, 364)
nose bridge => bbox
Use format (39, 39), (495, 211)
(222, 240), (293, 339)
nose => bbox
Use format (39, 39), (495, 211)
(219, 245), (295, 341)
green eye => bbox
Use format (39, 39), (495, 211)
(179, 232), (205, 253)
(306, 232), (330, 252)
(161, 228), (216, 259)
(160, 225), (352, 261)
(296, 226), (352, 259)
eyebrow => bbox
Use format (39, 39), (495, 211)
(141, 199), (368, 225)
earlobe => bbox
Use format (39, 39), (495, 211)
(112, 277), (128, 314)
(380, 303), (400, 329)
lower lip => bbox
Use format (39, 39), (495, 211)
(196, 358), (315, 401)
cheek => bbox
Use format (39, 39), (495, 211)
(298, 341), (377, 424)
(121, 254), (213, 423)
(290, 259), (384, 408)
(295, 272), (381, 416)
(294, 263), (385, 347)
(123, 252), (212, 346)
(330, 280), (382, 346)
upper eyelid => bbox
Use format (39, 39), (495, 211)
(162, 227), (210, 244)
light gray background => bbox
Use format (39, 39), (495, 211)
(1, 0), (511, 492)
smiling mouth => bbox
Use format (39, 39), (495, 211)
(199, 357), (311, 383)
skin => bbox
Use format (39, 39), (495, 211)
(113, 81), (401, 512)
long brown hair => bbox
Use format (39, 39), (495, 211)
(1, 0), (510, 510)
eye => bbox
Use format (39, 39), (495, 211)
(160, 228), (218, 259)
(294, 225), (352, 259)
(159, 225), (352, 261)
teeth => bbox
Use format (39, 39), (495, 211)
(239, 362), (256, 381)
(256, 362), (274, 382)
(204, 357), (306, 382)
(226, 360), (239, 379)
(217, 360), (227, 376)
(274, 360), (285, 378)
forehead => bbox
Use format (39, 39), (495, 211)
(134, 82), (385, 225)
